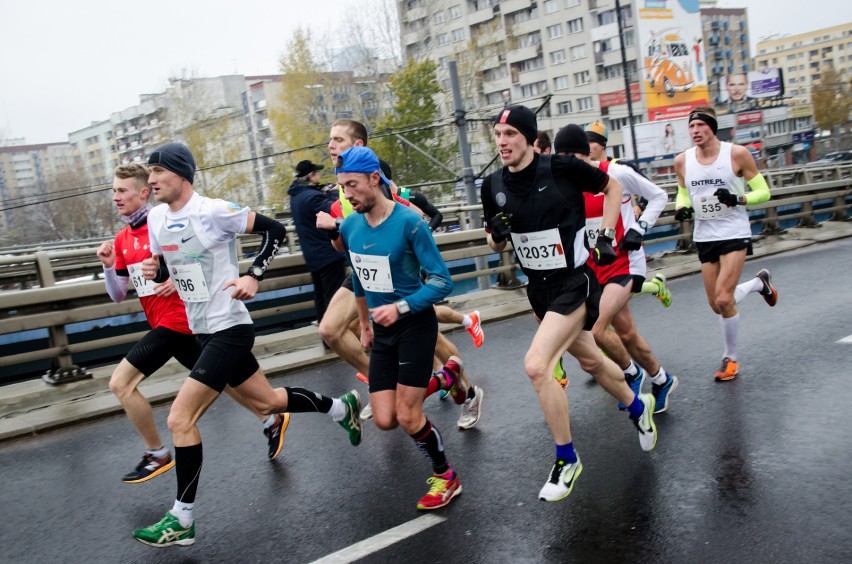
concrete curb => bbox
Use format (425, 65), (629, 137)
(2, 221), (850, 443)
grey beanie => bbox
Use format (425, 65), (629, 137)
(148, 143), (196, 184)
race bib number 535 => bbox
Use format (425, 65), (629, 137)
(694, 194), (733, 220)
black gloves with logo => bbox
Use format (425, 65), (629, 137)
(593, 235), (617, 266)
(619, 227), (643, 251)
(674, 207), (694, 221)
(714, 188), (742, 207)
(489, 212), (512, 244)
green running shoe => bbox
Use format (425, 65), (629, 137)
(338, 390), (363, 446)
(132, 512), (195, 548)
(652, 273), (672, 308)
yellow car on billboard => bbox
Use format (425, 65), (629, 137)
(645, 28), (695, 98)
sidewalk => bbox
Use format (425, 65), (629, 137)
(2, 221), (850, 442)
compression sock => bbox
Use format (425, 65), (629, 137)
(411, 420), (449, 475)
(174, 443), (202, 525)
(734, 277), (763, 305)
(719, 314), (740, 360)
(284, 386), (334, 414)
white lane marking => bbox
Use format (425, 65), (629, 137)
(838, 335), (852, 344)
(310, 514), (446, 564)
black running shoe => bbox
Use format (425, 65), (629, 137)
(122, 452), (175, 484)
(263, 413), (290, 460)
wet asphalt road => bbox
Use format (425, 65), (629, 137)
(2, 239), (851, 563)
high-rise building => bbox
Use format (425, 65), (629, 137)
(754, 22), (852, 105)
(69, 120), (115, 184)
(397, 0), (713, 171)
(699, 4), (751, 105)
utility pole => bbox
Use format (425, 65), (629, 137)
(448, 60), (488, 290)
(615, 0), (639, 163)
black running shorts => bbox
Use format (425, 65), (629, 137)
(190, 324), (259, 392)
(126, 326), (201, 377)
(368, 308), (437, 393)
(527, 264), (601, 331)
(696, 238), (753, 264)
(605, 273), (646, 294)
(340, 273), (354, 292)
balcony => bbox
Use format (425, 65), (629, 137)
(507, 43), (542, 64)
(468, 7), (496, 25)
(500, 0), (530, 12)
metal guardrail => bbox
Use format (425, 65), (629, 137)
(1, 168), (850, 384)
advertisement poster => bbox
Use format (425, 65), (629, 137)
(719, 68), (784, 113)
(637, 0), (710, 121)
(622, 117), (692, 160)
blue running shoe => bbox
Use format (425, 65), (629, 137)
(617, 367), (645, 411)
(652, 373), (679, 413)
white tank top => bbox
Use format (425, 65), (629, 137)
(684, 142), (750, 241)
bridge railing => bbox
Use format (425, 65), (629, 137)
(0, 166), (850, 384)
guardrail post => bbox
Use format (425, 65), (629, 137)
(676, 220), (693, 251)
(496, 250), (522, 288)
(34, 251), (91, 386)
(830, 194), (847, 221)
(761, 205), (781, 234)
(286, 220), (298, 255)
(797, 199), (816, 227)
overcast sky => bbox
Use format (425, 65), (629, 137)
(1, 0), (848, 144)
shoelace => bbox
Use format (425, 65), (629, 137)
(425, 476), (450, 495)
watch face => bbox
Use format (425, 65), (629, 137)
(250, 266), (264, 277)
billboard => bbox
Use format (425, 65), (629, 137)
(622, 116), (693, 160)
(637, 0), (710, 121)
(719, 68), (785, 113)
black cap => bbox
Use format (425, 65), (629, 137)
(148, 143), (196, 184)
(494, 105), (537, 146)
(295, 160), (324, 177)
(554, 124), (590, 156)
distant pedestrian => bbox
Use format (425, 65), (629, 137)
(288, 159), (346, 324)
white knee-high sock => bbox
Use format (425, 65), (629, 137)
(719, 314), (740, 360)
(734, 277), (763, 305)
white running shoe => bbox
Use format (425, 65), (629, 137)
(360, 402), (373, 421)
(634, 393), (657, 452)
(457, 386), (483, 429)
(538, 455), (583, 502)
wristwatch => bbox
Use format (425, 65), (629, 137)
(637, 220), (648, 231)
(395, 300), (410, 315)
(600, 227), (616, 240)
(246, 265), (265, 281)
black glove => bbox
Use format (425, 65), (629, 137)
(593, 235), (617, 266)
(714, 188), (741, 207)
(619, 227), (643, 251)
(674, 207), (694, 221)
(489, 212), (512, 244)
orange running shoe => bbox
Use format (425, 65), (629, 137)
(755, 269), (778, 307)
(465, 310), (484, 348)
(714, 357), (739, 381)
(355, 372), (369, 384)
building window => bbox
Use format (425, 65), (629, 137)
(452, 28), (465, 42)
(434, 11), (446, 24)
(577, 96), (594, 111)
(554, 75), (570, 90)
(437, 33), (449, 46)
(439, 56), (449, 69)
(567, 17), (584, 34)
(520, 80), (548, 97)
(518, 31), (542, 47)
(565, 0), (581, 6)
(544, 0), (559, 13)
(574, 70), (590, 85)
(485, 91), (504, 105)
(570, 44), (586, 60)
(557, 100), (573, 114)
(450, 5), (462, 18)
(547, 23), (564, 40)
(516, 56), (544, 73)
(551, 49), (566, 64)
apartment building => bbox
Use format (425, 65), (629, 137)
(398, 0), (712, 171)
(68, 120), (115, 184)
(699, 4), (751, 104)
(754, 22), (852, 104)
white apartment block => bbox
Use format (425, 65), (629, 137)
(754, 22), (852, 105)
(69, 120), (115, 184)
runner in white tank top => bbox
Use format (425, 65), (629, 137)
(674, 107), (779, 383)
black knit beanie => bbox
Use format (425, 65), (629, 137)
(553, 124), (590, 156)
(148, 143), (196, 184)
(494, 105), (538, 146)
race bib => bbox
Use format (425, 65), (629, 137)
(127, 262), (156, 298)
(169, 263), (211, 302)
(349, 252), (394, 293)
(694, 194), (734, 220)
(584, 217), (603, 249)
(510, 228), (567, 270)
